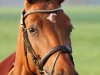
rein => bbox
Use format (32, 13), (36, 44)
(20, 7), (74, 75)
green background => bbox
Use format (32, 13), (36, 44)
(0, 6), (100, 75)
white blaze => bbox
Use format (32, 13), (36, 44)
(47, 13), (57, 23)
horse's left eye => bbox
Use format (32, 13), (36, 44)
(28, 27), (38, 35)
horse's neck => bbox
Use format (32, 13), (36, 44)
(13, 27), (24, 75)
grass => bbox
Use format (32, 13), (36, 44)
(0, 8), (20, 60)
(72, 24), (100, 75)
(0, 6), (100, 75)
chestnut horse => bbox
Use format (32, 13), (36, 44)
(0, 0), (78, 75)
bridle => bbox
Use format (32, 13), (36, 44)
(20, 7), (74, 75)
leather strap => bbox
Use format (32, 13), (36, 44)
(38, 46), (71, 70)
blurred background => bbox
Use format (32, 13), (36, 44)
(0, 0), (100, 75)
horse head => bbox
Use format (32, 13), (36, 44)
(14, 0), (78, 75)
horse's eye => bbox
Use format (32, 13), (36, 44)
(28, 27), (38, 35)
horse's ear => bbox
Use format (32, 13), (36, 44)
(25, 0), (35, 4)
(27, 0), (33, 4)
(56, 0), (64, 4)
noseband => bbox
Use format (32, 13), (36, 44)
(20, 7), (74, 75)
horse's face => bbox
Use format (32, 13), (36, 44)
(24, 0), (72, 57)
(22, 0), (77, 75)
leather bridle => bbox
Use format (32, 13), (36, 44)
(20, 7), (74, 75)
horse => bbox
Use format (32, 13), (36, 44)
(0, 0), (78, 75)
